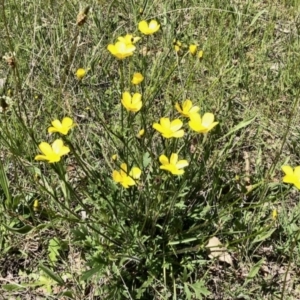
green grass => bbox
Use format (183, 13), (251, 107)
(1, 0), (300, 299)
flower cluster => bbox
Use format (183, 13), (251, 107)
(107, 20), (218, 183)
(153, 99), (218, 138)
(107, 20), (160, 60)
(188, 44), (204, 58)
(150, 98), (218, 176)
(172, 40), (203, 58)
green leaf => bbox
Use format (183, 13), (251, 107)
(245, 258), (265, 285)
(249, 10), (267, 27)
(48, 238), (62, 263)
(143, 152), (151, 168)
(3, 224), (33, 234)
(0, 160), (12, 209)
(2, 284), (25, 291)
(188, 280), (210, 299)
(219, 116), (256, 140)
(80, 265), (102, 282)
(251, 228), (276, 245)
(59, 290), (74, 299)
(39, 263), (64, 285)
(184, 283), (192, 300)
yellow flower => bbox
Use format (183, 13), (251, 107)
(175, 100), (200, 118)
(76, 68), (86, 80)
(138, 20), (160, 35)
(35, 139), (70, 163)
(112, 154), (118, 160)
(272, 209), (278, 220)
(159, 153), (188, 175)
(118, 34), (140, 45)
(131, 72), (144, 85)
(112, 163), (141, 188)
(48, 117), (75, 135)
(107, 41), (136, 59)
(189, 44), (197, 55)
(281, 165), (300, 189)
(137, 129), (145, 138)
(189, 113), (218, 134)
(198, 50), (203, 58)
(153, 118), (184, 138)
(121, 92), (142, 112)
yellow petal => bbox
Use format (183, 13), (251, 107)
(282, 174), (296, 184)
(59, 146), (71, 156)
(153, 123), (164, 133)
(170, 153), (178, 165)
(38, 142), (53, 156)
(171, 168), (184, 175)
(62, 117), (73, 128)
(48, 127), (58, 133)
(202, 113), (215, 127)
(207, 122), (219, 132)
(160, 118), (171, 128)
(175, 103), (182, 113)
(120, 163), (128, 176)
(149, 20), (158, 30)
(52, 139), (70, 156)
(170, 119), (183, 131)
(52, 139), (64, 153)
(51, 119), (62, 129)
(159, 155), (169, 165)
(189, 113), (201, 122)
(47, 153), (61, 163)
(183, 100), (193, 112)
(122, 92), (131, 103)
(34, 154), (48, 161)
(172, 130), (184, 138)
(130, 167), (141, 179)
(189, 113), (202, 131)
(189, 106), (200, 114)
(132, 93), (142, 103)
(138, 20), (148, 33)
(176, 160), (189, 169)
(112, 170), (122, 183)
(107, 44), (117, 54)
(122, 176), (135, 187)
